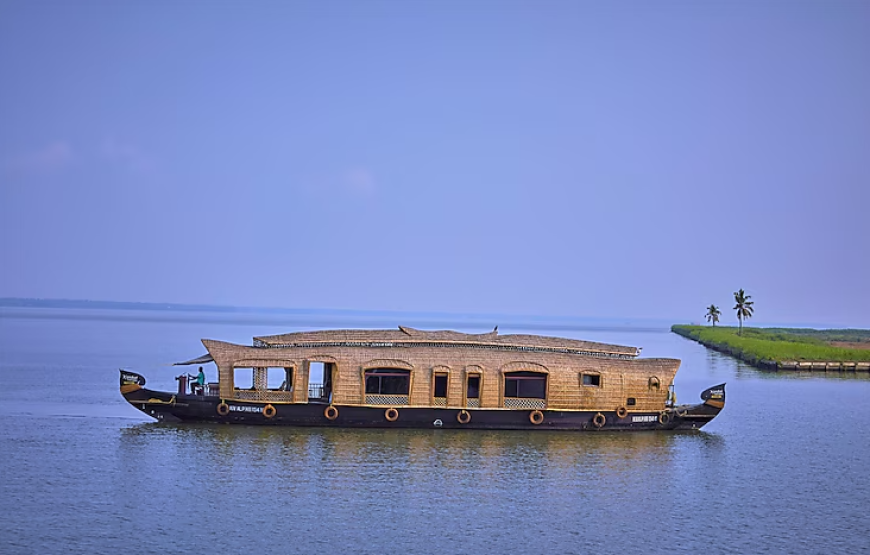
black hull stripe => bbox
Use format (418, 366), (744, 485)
(126, 393), (718, 431)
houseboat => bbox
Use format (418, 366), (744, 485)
(119, 326), (725, 430)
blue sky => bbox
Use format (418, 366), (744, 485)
(1, 1), (868, 327)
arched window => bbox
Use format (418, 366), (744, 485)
(432, 367), (449, 406)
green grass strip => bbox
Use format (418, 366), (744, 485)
(671, 325), (870, 364)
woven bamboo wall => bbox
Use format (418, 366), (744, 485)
(409, 364), (429, 405)
(472, 365), (491, 408)
(202, 338), (678, 411)
(447, 366), (463, 408)
(334, 364), (358, 405)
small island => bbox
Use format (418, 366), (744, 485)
(671, 325), (870, 371)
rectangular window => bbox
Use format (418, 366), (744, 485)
(504, 371), (547, 399)
(234, 368), (293, 391)
(434, 373), (448, 398)
(466, 374), (481, 399)
(263, 367), (293, 391)
(581, 373), (601, 387)
(627, 397), (636, 406)
(233, 367), (255, 390)
(365, 369), (411, 395)
(265, 367), (291, 390)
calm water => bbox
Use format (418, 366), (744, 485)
(1, 308), (869, 555)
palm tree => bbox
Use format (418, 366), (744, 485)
(705, 304), (721, 326)
(733, 289), (754, 335)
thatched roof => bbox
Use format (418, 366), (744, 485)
(173, 353), (214, 366)
(253, 326), (638, 357)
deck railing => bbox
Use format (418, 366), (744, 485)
(503, 397), (546, 409)
(365, 394), (409, 406)
(233, 389), (293, 402)
(308, 383), (325, 400)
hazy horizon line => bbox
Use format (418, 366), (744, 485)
(0, 297), (864, 331)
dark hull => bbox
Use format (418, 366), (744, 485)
(122, 385), (723, 432)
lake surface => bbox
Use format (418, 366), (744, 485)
(1, 308), (869, 554)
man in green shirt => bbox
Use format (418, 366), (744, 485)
(192, 366), (206, 395)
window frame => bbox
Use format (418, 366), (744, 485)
(266, 366), (295, 392)
(580, 372), (602, 387)
(364, 368), (412, 396)
(465, 372), (482, 403)
(432, 371), (449, 401)
(503, 370), (548, 400)
(232, 366), (257, 391)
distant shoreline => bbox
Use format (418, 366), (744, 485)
(671, 325), (870, 371)
(0, 298), (670, 334)
(0, 297), (241, 313)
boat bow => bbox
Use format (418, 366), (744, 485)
(670, 383), (726, 430)
(700, 383), (726, 409)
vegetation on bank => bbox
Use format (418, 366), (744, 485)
(732, 289), (754, 335)
(702, 287), (753, 331)
(705, 304), (721, 326)
(671, 325), (870, 364)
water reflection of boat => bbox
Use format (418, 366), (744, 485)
(119, 326), (725, 431)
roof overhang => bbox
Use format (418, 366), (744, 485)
(173, 353), (214, 366)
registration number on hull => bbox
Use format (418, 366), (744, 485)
(229, 405), (262, 413)
(631, 415), (657, 423)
